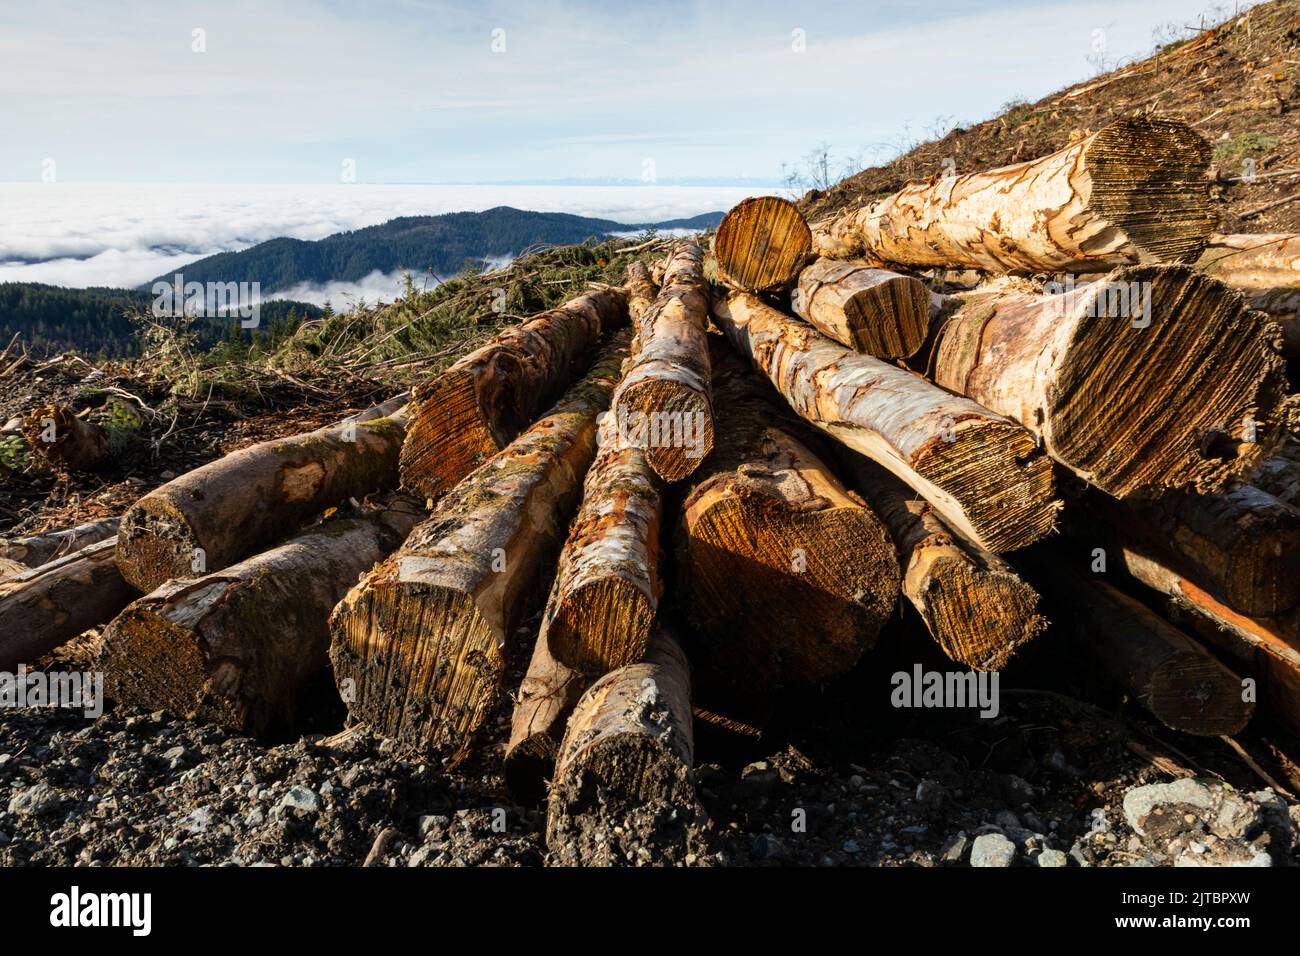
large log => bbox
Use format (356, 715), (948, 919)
(1090, 484), (1300, 618)
(116, 395), (409, 594)
(609, 243), (713, 482)
(814, 118), (1214, 273)
(0, 516), (120, 568)
(329, 334), (629, 760)
(714, 195), (812, 293)
(1198, 234), (1300, 357)
(0, 538), (134, 671)
(22, 405), (109, 472)
(398, 288), (628, 500)
(100, 500), (422, 736)
(792, 259), (932, 359)
(545, 630), (697, 866)
(503, 632), (585, 805)
(931, 266), (1291, 498)
(1107, 546), (1300, 739)
(843, 457), (1045, 671)
(1032, 561), (1253, 736)
(677, 348), (899, 693)
(711, 291), (1058, 552)
(624, 259), (659, 329)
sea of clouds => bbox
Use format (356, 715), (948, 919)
(0, 183), (759, 305)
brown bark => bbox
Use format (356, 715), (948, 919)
(117, 398), (409, 594)
(0, 538), (133, 671)
(714, 195), (812, 293)
(329, 334), (629, 760)
(0, 516), (120, 568)
(1032, 560), (1253, 736)
(398, 288), (628, 499)
(624, 259), (659, 326)
(712, 290), (1058, 553)
(931, 266), (1291, 498)
(1253, 451), (1300, 507)
(844, 457), (1045, 671)
(545, 630), (697, 866)
(22, 405), (109, 472)
(1109, 547), (1300, 739)
(814, 118), (1214, 273)
(793, 259), (932, 359)
(503, 631), (585, 805)
(100, 499), (422, 736)
(610, 243), (713, 482)
(676, 349), (900, 694)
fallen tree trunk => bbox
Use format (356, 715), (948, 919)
(22, 405), (109, 472)
(503, 632), (585, 805)
(1198, 234), (1300, 357)
(0, 516), (120, 568)
(0, 538), (133, 671)
(398, 288), (628, 500)
(930, 266), (1291, 498)
(1077, 484), (1300, 618)
(329, 334), (629, 760)
(1109, 546), (1300, 739)
(116, 398), (410, 593)
(546, 629), (698, 866)
(813, 117), (1214, 273)
(843, 457), (1045, 671)
(542, 435), (663, 676)
(610, 243), (713, 482)
(677, 348), (899, 694)
(714, 195), (812, 293)
(624, 259), (659, 329)
(792, 259), (932, 359)
(711, 291), (1058, 553)
(1032, 560), (1253, 736)
(100, 499), (422, 736)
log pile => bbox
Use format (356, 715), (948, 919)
(10, 114), (1300, 866)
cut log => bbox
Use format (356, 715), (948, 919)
(714, 195), (812, 293)
(792, 259), (932, 359)
(931, 266), (1291, 498)
(503, 632), (585, 805)
(116, 399), (409, 594)
(711, 290), (1058, 552)
(398, 288), (628, 500)
(542, 436), (663, 675)
(1031, 560), (1253, 736)
(546, 630), (698, 866)
(610, 243), (713, 482)
(1197, 234), (1300, 357)
(1077, 484), (1300, 619)
(0, 516), (120, 568)
(0, 538), (134, 671)
(1106, 546), (1300, 739)
(843, 457), (1045, 671)
(329, 334), (629, 760)
(22, 405), (109, 472)
(813, 117), (1214, 273)
(100, 499), (422, 736)
(677, 348), (899, 693)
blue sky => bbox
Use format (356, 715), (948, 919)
(0, 0), (1248, 184)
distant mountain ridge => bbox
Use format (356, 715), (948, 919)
(149, 206), (724, 294)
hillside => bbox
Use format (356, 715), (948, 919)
(799, 0), (1300, 235)
(153, 206), (724, 294)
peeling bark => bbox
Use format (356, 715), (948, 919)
(677, 348), (899, 693)
(611, 243), (713, 482)
(117, 399), (409, 593)
(0, 517), (120, 568)
(712, 290), (1058, 553)
(814, 118), (1214, 273)
(0, 538), (133, 671)
(100, 500), (422, 736)
(843, 456), (1045, 671)
(714, 195), (812, 293)
(399, 288), (628, 500)
(931, 266), (1291, 498)
(329, 334), (629, 760)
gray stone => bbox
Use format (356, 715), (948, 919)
(7, 783), (65, 816)
(939, 831), (968, 863)
(969, 833), (1016, 868)
(1036, 849), (1068, 867)
(277, 785), (321, 815)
